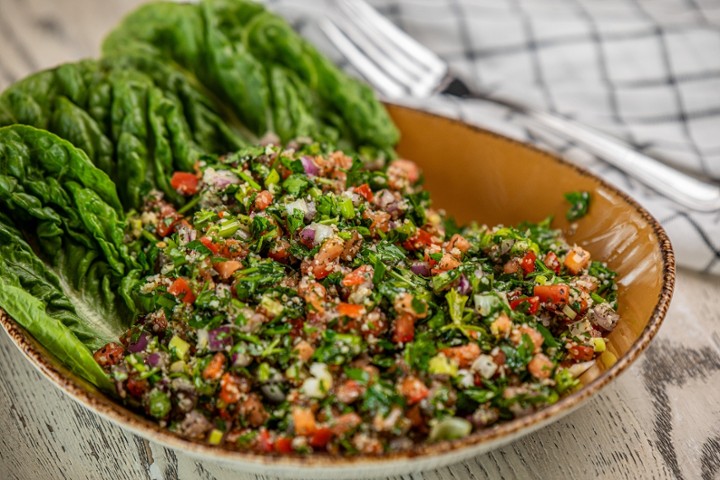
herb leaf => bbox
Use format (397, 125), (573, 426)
(564, 191), (591, 221)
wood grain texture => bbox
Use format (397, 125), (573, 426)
(1, 0), (719, 479)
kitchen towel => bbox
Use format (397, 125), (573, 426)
(275, 0), (720, 274)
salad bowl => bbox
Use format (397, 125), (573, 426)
(0, 103), (674, 479)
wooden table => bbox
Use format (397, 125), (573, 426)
(1, 1), (720, 479)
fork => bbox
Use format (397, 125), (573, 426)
(320, 0), (720, 213)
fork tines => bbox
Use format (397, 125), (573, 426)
(321, 0), (448, 97)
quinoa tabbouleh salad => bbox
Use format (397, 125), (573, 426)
(93, 142), (620, 455)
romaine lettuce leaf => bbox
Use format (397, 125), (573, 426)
(0, 280), (114, 391)
(0, 127), (141, 390)
(0, 214), (126, 352)
(0, 58), (246, 209)
(102, 0), (399, 156)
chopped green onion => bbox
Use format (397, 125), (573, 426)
(339, 197), (355, 219)
(169, 335), (190, 360)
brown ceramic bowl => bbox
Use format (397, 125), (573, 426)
(0, 104), (674, 478)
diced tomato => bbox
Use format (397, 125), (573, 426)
(492, 349), (507, 367)
(406, 405), (424, 428)
(331, 413), (362, 435)
(490, 314), (512, 337)
(292, 407), (317, 436)
(202, 352), (226, 380)
(575, 297), (589, 314)
(299, 281), (326, 314)
(254, 190), (273, 211)
(533, 284), (570, 304)
(309, 427), (333, 449)
(544, 252), (561, 273)
(170, 171), (199, 195)
(424, 250), (439, 268)
(288, 318), (305, 339)
(403, 229), (434, 251)
(392, 313), (415, 343)
(364, 210), (391, 233)
(214, 260), (242, 280)
(257, 429), (274, 453)
(200, 236), (220, 255)
(268, 249), (290, 263)
(293, 340), (315, 362)
(156, 204), (180, 237)
(335, 379), (364, 404)
(503, 258), (520, 274)
(440, 343), (481, 368)
(355, 183), (373, 202)
(219, 239), (246, 259)
(431, 253), (461, 275)
(520, 251), (537, 275)
(217, 407), (234, 422)
(337, 302), (364, 319)
(564, 246), (591, 274)
(219, 372), (242, 404)
(311, 237), (345, 279)
(168, 277), (195, 304)
(446, 234), (470, 254)
(515, 326), (544, 353)
(274, 436), (293, 454)
(156, 219), (176, 238)
(509, 296), (540, 315)
(342, 265), (372, 287)
(93, 342), (124, 367)
(360, 314), (388, 339)
(528, 353), (554, 379)
(312, 264), (333, 280)
(398, 376), (429, 405)
(268, 239), (291, 263)
(568, 344), (594, 362)
(126, 376), (148, 398)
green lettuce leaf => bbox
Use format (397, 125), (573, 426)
(0, 125), (130, 272)
(0, 214), (125, 352)
(0, 57), (246, 209)
(0, 280), (114, 391)
(102, 0), (399, 156)
(0, 126), (141, 389)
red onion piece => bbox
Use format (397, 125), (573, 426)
(410, 262), (431, 276)
(128, 332), (148, 353)
(299, 226), (316, 247)
(203, 168), (239, 189)
(145, 352), (162, 367)
(208, 326), (234, 352)
(301, 156), (319, 176)
(456, 274), (472, 295)
(375, 189), (392, 205)
(305, 201), (317, 221)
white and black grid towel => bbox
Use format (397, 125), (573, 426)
(272, 0), (720, 275)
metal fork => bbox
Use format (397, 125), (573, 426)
(320, 0), (720, 212)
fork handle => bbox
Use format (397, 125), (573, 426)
(440, 80), (720, 212)
(520, 107), (720, 212)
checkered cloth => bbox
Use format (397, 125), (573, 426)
(272, 0), (720, 274)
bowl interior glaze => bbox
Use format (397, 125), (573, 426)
(388, 104), (672, 383)
(0, 104), (674, 479)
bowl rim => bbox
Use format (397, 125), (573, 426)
(0, 103), (675, 470)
